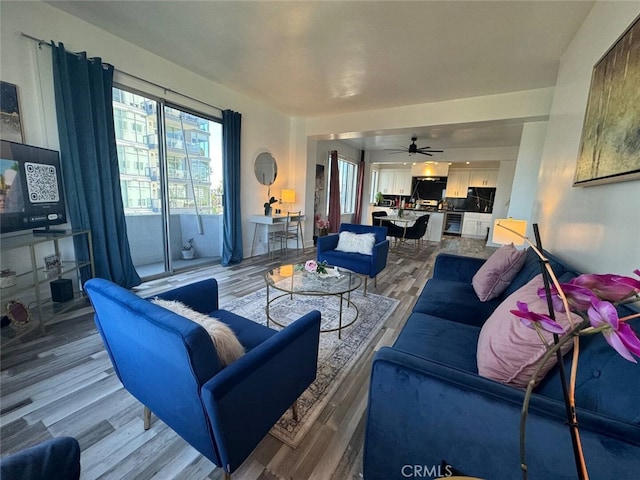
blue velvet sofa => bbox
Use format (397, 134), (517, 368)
(85, 278), (321, 478)
(364, 249), (640, 479)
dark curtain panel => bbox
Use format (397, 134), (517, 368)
(328, 150), (341, 233)
(352, 151), (366, 224)
(221, 109), (243, 266)
(51, 42), (141, 288)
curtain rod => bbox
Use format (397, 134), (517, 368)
(20, 32), (224, 113)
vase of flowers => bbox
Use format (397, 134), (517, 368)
(304, 259), (328, 275)
(316, 216), (330, 236)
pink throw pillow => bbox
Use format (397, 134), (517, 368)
(472, 244), (527, 301)
(477, 274), (579, 388)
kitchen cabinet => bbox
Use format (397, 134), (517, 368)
(445, 170), (470, 198)
(378, 169), (411, 195)
(393, 170), (412, 195)
(378, 170), (395, 194)
(468, 169), (498, 187)
(411, 162), (449, 178)
(426, 212), (444, 242)
(462, 213), (493, 238)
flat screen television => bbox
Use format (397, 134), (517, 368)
(0, 140), (67, 235)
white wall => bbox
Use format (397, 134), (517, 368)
(534, 1), (640, 274)
(508, 122), (548, 224)
(486, 160), (517, 247)
(0, 1), (296, 259)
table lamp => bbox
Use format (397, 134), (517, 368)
(281, 188), (296, 212)
(492, 218), (527, 246)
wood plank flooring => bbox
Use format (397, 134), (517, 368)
(0, 236), (494, 479)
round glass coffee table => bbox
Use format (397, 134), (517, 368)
(264, 263), (362, 339)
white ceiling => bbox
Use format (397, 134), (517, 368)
(45, 0), (595, 156)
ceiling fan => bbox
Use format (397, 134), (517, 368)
(385, 136), (443, 156)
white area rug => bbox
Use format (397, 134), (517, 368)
(222, 287), (399, 448)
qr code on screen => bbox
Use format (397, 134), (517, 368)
(25, 162), (60, 203)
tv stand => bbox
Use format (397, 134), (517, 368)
(0, 229), (95, 346)
(32, 227), (68, 236)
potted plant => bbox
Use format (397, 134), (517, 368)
(181, 238), (195, 259)
(264, 196), (277, 216)
(375, 191), (384, 206)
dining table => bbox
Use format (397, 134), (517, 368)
(376, 214), (415, 246)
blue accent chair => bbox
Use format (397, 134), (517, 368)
(85, 278), (321, 479)
(0, 436), (81, 480)
(317, 223), (389, 294)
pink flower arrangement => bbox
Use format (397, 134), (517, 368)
(316, 217), (330, 230)
(494, 221), (640, 479)
(512, 270), (640, 362)
(304, 259), (328, 275)
(510, 267), (640, 479)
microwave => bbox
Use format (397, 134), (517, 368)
(380, 199), (395, 207)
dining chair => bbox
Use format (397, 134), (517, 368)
(371, 211), (405, 238)
(270, 211), (304, 259)
(402, 214), (430, 250)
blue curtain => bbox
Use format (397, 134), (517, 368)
(221, 109), (243, 266)
(51, 43), (141, 288)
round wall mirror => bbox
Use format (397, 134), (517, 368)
(254, 152), (277, 186)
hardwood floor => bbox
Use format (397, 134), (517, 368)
(0, 236), (494, 479)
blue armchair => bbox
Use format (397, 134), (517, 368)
(317, 223), (389, 294)
(1, 437), (81, 480)
(85, 278), (321, 479)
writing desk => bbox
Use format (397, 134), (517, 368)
(250, 213), (305, 257)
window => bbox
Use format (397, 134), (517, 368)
(113, 109), (147, 144)
(328, 154), (358, 215)
(122, 180), (151, 209)
(112, 85), (224, 276)
(117, 145), (150, 176)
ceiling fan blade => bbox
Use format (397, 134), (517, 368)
(386, 151), (407, 155)
(418, 149), (444, 153)
(384, 148), (408, 153)
(417, 151), (434, 156)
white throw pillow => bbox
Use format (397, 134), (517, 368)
(151, 298), (245, 367)
(335, 231), (376, 255)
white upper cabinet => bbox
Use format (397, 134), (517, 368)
(468, 169), (498, 187)
(445, 170), (470, 198)
(393, 170), (412, 195)
(377, 169), (412, 195)
(378, 170), (395, 194)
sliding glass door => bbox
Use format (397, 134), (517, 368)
(112, 87), (223, 279)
